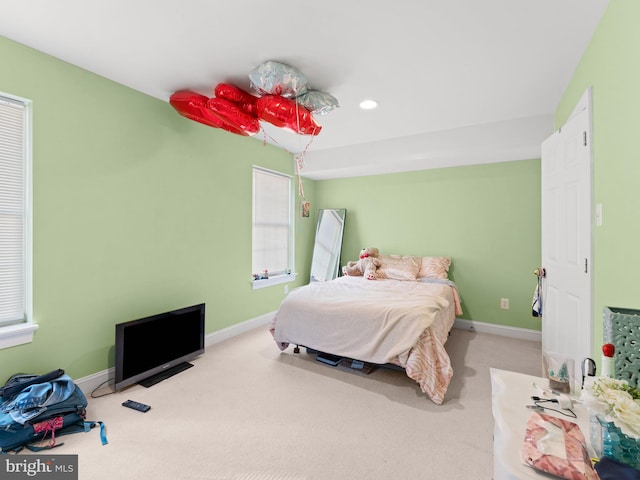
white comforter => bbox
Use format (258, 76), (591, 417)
(271, 276), (459, 403)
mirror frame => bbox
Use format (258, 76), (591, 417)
(309, 209), (347, 282)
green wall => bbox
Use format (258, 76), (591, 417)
(0, 36), (317, 382)
(315, 159), (542, 330)
(555, 0), (640, 361)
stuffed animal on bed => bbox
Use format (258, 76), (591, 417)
(342, 247), (380, 280)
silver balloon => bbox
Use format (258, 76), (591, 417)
(296, 90), (339, 115)
(249, 60), (308, 98)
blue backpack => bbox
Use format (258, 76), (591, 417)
(0, 369), (107, 453)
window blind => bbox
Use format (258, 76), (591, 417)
(0, 96), (27, 327)
(252, 167), (292, 277)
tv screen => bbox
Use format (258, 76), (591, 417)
(114, 303), (205, 391)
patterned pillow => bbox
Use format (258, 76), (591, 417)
(417, 257), (451, 279)
(377, 255), (421, 281)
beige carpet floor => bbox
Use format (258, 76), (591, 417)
(19, 325), (541, 479)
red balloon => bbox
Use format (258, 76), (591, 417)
(169, 90), (208, 118)
(207, 97), (260, 136)
(214, 83), (258, 115)
(255, 95), (322, 136)
(170, 90), (259, 136)
(169, 90), (228, 129)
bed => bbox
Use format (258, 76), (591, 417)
(269, 255), (462, 404)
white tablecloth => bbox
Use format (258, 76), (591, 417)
(490, 368), (596, 480)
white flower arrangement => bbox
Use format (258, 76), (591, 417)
(580, 376), (640, 440)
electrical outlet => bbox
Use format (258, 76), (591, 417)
(284, 285), (289, 294)
(500, 298), (510, 309)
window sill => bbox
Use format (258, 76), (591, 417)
(0, 322), (39, 350)
(252, 273), (297, 290)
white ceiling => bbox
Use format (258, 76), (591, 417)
(0, 0), (609, 179)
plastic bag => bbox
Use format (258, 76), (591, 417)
(522, 411), (598, 480)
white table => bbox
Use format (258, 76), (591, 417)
(490, 368), (596, 480)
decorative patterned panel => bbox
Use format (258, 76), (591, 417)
(603, 306), (640, 387)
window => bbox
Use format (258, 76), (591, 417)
(252, 167), (295, 289)
(0, 93), (37, 348)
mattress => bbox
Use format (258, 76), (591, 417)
(270, 276), (460, 404)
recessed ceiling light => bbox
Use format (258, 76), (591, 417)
(359, 99), (378, 110)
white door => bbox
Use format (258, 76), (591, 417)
(540, 92), (592, 390)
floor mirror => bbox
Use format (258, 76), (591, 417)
(310, 209), (346, 282)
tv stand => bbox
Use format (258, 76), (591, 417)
(138, 362), (194, 388)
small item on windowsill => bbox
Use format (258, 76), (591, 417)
(252, 270), (270, 281)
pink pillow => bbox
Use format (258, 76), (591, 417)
(417, 257), (451, 279)
(377, 255), (421, 281)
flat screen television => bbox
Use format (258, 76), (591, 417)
(114, 303), (205, 391)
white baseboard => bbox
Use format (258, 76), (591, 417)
(453, 318), (541, 342)
(77, 313), (537, 394)
(76, 367), (115, 397)
(204, 311), (275, 347)
(76, 312), (276, 395)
